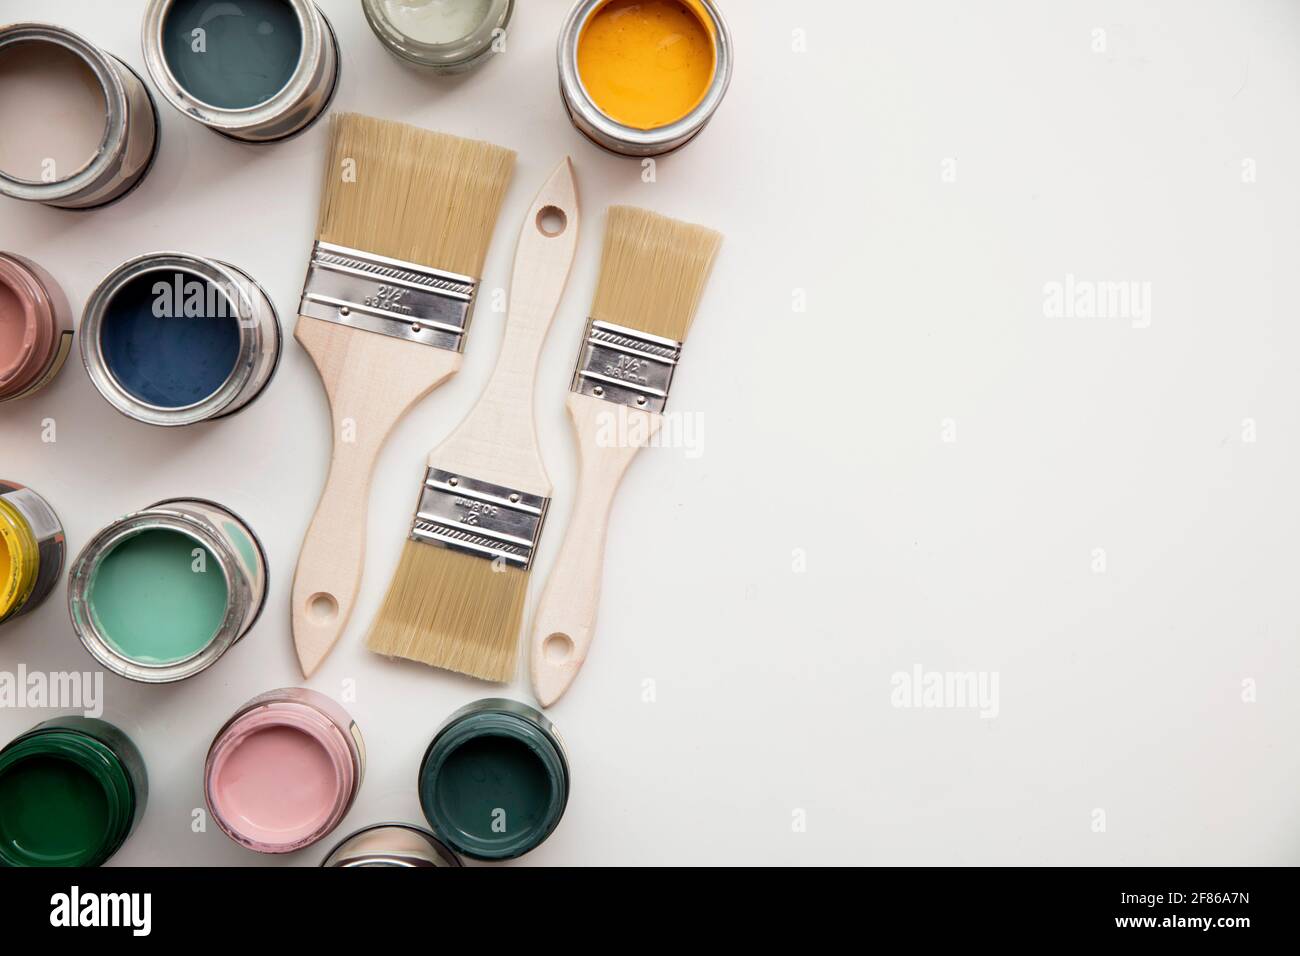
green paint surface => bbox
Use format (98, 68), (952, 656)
(89, 529), (228, 665)
(433, 734), (553, 843)
(0, 755), (110, 866)
(162, 0), (303, 109)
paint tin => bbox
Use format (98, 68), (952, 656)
(67, 498), (267, 683)
(141, 0), (340, 143)
(0, 480), (65, 627)
(362, 0), (513, 73)
(0, 254), (74, 405)
(557, 0), (733, 157)
(206, 688), (365, 854)
(81, 252), (282, 426)
(321, 823), (462, 867)
(0, 716), (147, 867)
(418, 698), (569, 861)
(0, 23), (159, 210)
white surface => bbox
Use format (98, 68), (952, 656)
(1, 0), (1298, 866)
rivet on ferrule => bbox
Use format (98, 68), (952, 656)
(570, 318), (683, 414)
(299, 241), (478, 352)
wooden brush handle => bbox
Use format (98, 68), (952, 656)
(292, 316), (461, 677)
(431, 158), (580, 491)
(530, 394), (663, 707)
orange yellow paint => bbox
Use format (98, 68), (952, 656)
(0, 498), (36, 621)
(578, 0), (716, 130)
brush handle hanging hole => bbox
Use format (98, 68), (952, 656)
(536, 205), (568, 238)
(308, 591), (339, 623)
(543, 632), (574, 663)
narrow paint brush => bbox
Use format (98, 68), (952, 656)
(366, 159), (581, 682)
(528, 206), (722, 706)
(292, 113), (515, 677)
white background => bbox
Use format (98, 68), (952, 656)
(1, 0), (1297, 866)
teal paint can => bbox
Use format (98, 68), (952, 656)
(418, 699), (569, 861)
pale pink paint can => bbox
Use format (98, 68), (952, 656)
(0, 253), (73, 405)
(205, 687), (364, 854)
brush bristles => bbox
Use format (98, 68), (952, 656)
(366, 542), (528, 682)
(316, 113), (515, 277)
(591, 206), (723, 342)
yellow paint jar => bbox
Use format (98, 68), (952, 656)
(0, 480), (65, 626)
(558, 0), (732, 156)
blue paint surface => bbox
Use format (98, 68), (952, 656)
(100, 270), (240, 408)
(162, 0), (303, 110)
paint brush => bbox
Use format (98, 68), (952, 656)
(292, 113), (515, 677)
(365, 159), (580, 682)
(528, 206), (721, 706)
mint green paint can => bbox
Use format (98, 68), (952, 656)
(419, 699), (569, 861)
(68, 498), (267, 683)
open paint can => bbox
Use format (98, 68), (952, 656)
(418, 699), (569, 861)
(0, 23), (159, 209)
(0, 254), (74, 405)
(321, 823), (462, 867)
(0, 480), (65, 627)
(67, 498), (267, 683)
(206, 688), (365, 854)
(557, 0), (733, 157)
(362, 0), (513, 73)
(81, 252), (281, 426)
(141, 0), (340, 143)
(0, 716), (147, 867)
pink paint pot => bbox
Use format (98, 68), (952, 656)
(204, 688), (364, 854)
(0, 253), (73, 404)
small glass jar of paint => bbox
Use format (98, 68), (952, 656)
(142, 0), (341, 143)
(0, 254), (74, 405)
(0, 23), (159, 209)
(67, 498), (267, 683)
(80, 252), (282, 427)
(206, 688), (365, 854)
(362, 0), (514, 73)
(558, 0), (733, 157)
(0, 480), (65, 627)
(418, 698), (569, 861)
(321, 823), (463, 867)
(0, 716), (147, 867)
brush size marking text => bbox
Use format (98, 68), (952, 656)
(455, 497), (498, 526)
(365, 285), (413, 314)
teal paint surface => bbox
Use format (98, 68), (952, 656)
(89, 529), (228, 665)
(162, 0), (303, 109)
(419, 701), (568, 861)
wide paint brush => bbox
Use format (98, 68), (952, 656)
(292, 113), (515, 677)
(366, 159), (580, 682)
(528, 206), (721, 706)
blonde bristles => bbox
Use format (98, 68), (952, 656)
(591, 206), (723, 342)
(316, 113), (515, 277)
(366, 542), (528, 682)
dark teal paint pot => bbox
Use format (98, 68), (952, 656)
(418, 699), (568, 861)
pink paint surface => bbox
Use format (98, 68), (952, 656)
(205, 695), (360, 853)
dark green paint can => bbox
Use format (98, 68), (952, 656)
(419, 699), (568, 861)
(0, 716), (147, 867)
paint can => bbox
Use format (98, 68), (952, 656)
(141, 0), (340, 143)
(362, 0), (513, 73)
(0, 23), (159, 210)
(80, 252), (282, 426)
(206, 688), (365, 854)
(0, 480), (65, 627)
(0, 254), (74, 405)
(0, 716), (147, 867)
(418, 698), (569, 861)
(67, 498), (267, 683)
(321, 823), (463, 867)
(557, 0), (733, 157)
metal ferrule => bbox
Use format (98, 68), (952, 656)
(300, 241), (477, 352)
(571, 319), (683, 414)
(410, 469), (549, 571)
(67, 498), (268, 684)
(141, 0), (340, 143)
(0, 24), (159, 210)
